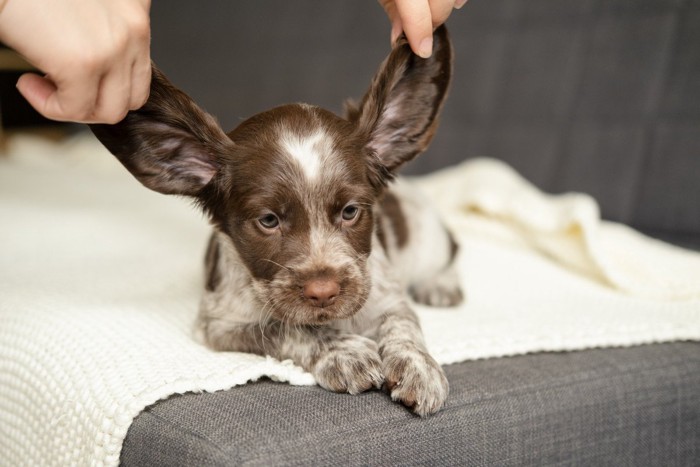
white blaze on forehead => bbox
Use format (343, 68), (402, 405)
(280, 129), (333, 181)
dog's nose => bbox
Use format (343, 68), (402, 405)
(303, 278), (340, 308)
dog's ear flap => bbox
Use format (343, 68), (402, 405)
(90, 65), (233, 196)
(349, 25), (452, 174)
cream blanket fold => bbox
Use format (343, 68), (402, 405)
(1, 133), (699, 466)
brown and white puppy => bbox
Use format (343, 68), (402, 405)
(90, 25), (462, 416)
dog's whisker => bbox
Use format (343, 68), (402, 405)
(257, 297), (276, 352)
(259, 258), (294, 274)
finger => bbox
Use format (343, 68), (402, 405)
(92, 66), (131, 124)
(429, 0), (456, 27)
(16, 72), (99, 123)
(15, 73), (57, 116)
(377, 0), (404, 44)
(394, 0), (433, 58)
(377, 0), (398, 20)
(455, 0), (468, 8)
(128, 52), (151, 110)
(126, 3), (152, 110)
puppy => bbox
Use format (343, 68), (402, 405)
(91, 25), (462, 416)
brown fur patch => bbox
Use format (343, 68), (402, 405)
(380, 191), (409, 249)
(204, 233), (221, 292)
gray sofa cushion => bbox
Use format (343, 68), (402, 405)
(121, 343), (700, 466)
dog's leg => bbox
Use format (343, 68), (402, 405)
(375, 303), (449, 416)
(409, 258), (464, 307)
(201, 320), (384, 395)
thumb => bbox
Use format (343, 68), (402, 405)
(393, 0), (433, 58)
(16, 73), (63, 121)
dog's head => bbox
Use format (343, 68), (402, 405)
(91, 26), (451, 325)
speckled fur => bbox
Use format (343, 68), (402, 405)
(91, 26), (460, 417)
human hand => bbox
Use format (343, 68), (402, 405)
(378, 0), (466, 58)
(0, 0), (151, 124)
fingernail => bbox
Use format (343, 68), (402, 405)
(455, 0), (468, 8)
(418, 37), (433, 58)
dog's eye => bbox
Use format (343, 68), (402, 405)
(341, 205), (360, 222)
(258, 214), (280, 230)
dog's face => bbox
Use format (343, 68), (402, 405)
(91, 27), (452, 325)
(214, 104), (376, 324)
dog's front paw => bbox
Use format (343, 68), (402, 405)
(382, 346), (449, 416)
(313, 335), (384, 395)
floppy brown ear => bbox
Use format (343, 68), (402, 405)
(90, 65), (233, 196)
(349, 25), (452, 173)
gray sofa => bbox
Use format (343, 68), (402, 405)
(121, 1), (700, 465)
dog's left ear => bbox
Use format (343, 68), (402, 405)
(349, 25), (452, 174)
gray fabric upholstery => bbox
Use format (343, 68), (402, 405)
(120, 2), (700, 465)
(121, 343), (700, 466)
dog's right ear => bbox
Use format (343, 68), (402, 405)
(90, 66), (233, 197)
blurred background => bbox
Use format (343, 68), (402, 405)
(1, 0), (698, 244)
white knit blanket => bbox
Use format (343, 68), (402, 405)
(1, 133), (699, 466)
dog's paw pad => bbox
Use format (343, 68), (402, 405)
(313, 335), (383, 395)
(382, 348), (449, 416)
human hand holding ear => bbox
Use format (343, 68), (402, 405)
(0, 0), (152, 124)
(378, 0), (466, 58)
